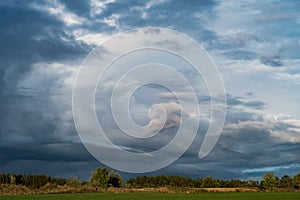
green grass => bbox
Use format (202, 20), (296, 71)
(0, 192), (300, 200)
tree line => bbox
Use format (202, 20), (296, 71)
(126, 175), (259, 188)
(0, 174), (67, 189)
(127, 172), (300, 190)
(261, 172), (300, 190)
(0, 168), (122, 189)
(1, 168), (300, 190)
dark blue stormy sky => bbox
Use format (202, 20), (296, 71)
(0, 0), (300, 180)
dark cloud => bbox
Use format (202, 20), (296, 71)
(0, 4), (85, 86)
(243, 100), (266, 110)
(226, 94), (244, 106)
(260, 56), (283, 67)
(221, 32), (264, 47)
(218, 47), (284, 68)
(156, 108), (300, 179)
(0, 1), (90, 177)
(219, 50), (258, 60)
(218, 122), (300, 178)
(226, 94), (266, 110)
(0, 1), (86, 135)
(0, 159), (101, 180)
(0, 143), (94, 163)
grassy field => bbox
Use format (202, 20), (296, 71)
(0, 192), (300, 200)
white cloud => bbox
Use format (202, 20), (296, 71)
(270, 117), (300, 143)
(145, 0), (170, 9)
(218, 58), (283, 75)
(90, 0), (116, 17)
(131, 0), (169, 12)
(225, 120), (272, 131)
(274, 73), (300, 83)
(121, 101), (187, 138)
(270, 130), (300, 143)
(75, 32), (110, 46)
(242, 164), (300, 173)
(30, 0), (85, 26)
(225, 111), (300, 143)
(20, 62), (77, 89)
(14, 61), (79, 142)
(101, 14), (121, 27)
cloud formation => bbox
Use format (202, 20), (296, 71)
(0, 0), (299, 180)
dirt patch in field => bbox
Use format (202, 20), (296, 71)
(202, 187), (259, 192)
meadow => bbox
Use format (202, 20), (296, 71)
(0, 192), (300, 200)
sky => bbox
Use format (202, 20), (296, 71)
(0, 0), (300, 181)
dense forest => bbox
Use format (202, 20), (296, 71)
(1, 168), (300, 191)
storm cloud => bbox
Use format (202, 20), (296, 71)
(0, 0), (299, 180)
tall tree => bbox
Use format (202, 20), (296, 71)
(293, 173), (300, 189)
(261, 172), (278, 190)
(201, 176), (220, 188)
(90, 168), (122, 188)
(108, 171), (123, 188)
(90, 168), (110, 188)
(66, 176), (81, 187)
(279, 175), (292, 188)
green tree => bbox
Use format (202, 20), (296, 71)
(50, 177), (67, 186)
(261, 172), (278, 190)
(246, 180), (259, 188)
(201, 176), (220, 188)
(66, 176), (81, 187)
(90, 168), (110, 188)
(193, 178), (202, 188)
(279, 175), (292, 188)
(293, 173), (300, 189)
(108, 171), (123, 188)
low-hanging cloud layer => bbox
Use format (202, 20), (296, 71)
(0, 0), (299, 180)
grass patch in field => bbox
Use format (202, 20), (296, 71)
(0, 192), (300, 200)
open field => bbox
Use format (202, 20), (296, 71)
(0, 192), (300, 200)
